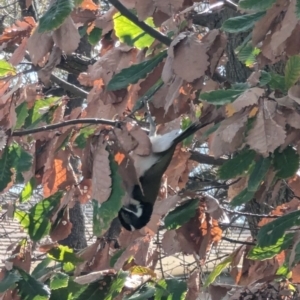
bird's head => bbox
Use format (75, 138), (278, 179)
(118, 202), (153, 231)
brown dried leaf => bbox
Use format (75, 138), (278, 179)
(136, 0), (155, 20)
(288, 85), (300, 105)
(164, 76), (183, 113)
(10, 243), (31, 273)
(246, 101), (286, 156)
(286, 110), (300, 129)
(114, 236), (152, 270)
(43, 149), (77, 197)
(114, 127), (138, 153)
(270, 0), (298, 52)
(209, 126), (244, 158)
(161, 230), (181, 256)
(50, 209), (72, 242)
(153, 0), (184, 15)
(127, 125), (152, 156)
(27, 29), (53, 65)
(84, 80), (117, 119)
(53, 16), (80, 54)
(9, 37), (28, 66)
(215, 110), (249, 144)
(228, 177), (248, 200)
(91, 138), (111, 203)
(79, 0), (99, 10)
(206, 30), (227, 76)
(0, 17), (35, 48)
(252, 0), (288, 46)
(231, 87), (264, 113)
(165, 147), (191, 189)
(38, 46), (62, 86)
(186, 270), (200, 300)
(288, 175), (300, 197)
(88, 46), (136, 85)
(286, 23), (300, 56)
(209, 284), (232, 300)
(171, 33), (209, 82)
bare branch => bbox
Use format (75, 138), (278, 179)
(12, 118), (120, 136)
(50, 74), (89, 99)
(189, 151), (227, 166)
(107, 0), (171, 46)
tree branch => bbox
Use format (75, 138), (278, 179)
(12, 118), (120, 136)
(189, 151), (227, 166)
(107, 0), (171, 46)
(221, 237), (255, 246)
(50, 74), (89, 99)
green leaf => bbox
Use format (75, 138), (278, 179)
(50, 272), (69, 290)
(0, 60), (16, 76)
(230, 188), (255, 206)
(257, 210), (300, 247)
(20, 178), (36, 203)
(247, 233), (294, 260)
(107, 51), (167, 91)
(218, 149), (256, 179)
(155, 279), (187, 300)
(273, 146), (299, 179)
(164, 199), (199, 230)
(285, 55), (300, 89)
(15, 102), (29, 129)
(0, 146), (13, 192)
(16, 268), (51, 300)
(269, 73), (286, 92)
(239, 0), (276, 11)
(203, 254), (234, 287)
(296, 0), (300, 19)
(222, 11), (266, 33)
(74, 272), (127, 300)
(24, 96), (60, 129)
(181, 117), (194, 146)
(48, 245), (82, 272)
(88, 27), (102, 45)
(124, 283), (155, 300)
(15, 191), (63, 241)
(0, 269), (21, 293)
(31, 257), (53, 279)
(51, 279), (85, 300)
(276, 263), (292, 278)
(110, 248), (125, 267)
(259, 71), (272, 86)
(74, 127), (95, 149)
(237, 43), (260, 67)
(200, 89), (244, 105)
(93, 155), (124, 236)
(105, 271), (127, 300)
(38, 0), (74, 33)
(9, 143), (33, 182)
(113, 12), (155, 49)
(248, 156), (271, 191)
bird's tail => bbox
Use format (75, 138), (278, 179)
(172, 121), (210, 145)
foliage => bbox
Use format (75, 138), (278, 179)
(1, 0), (300, 299)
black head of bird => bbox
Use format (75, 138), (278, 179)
(118, 122), (208, 231)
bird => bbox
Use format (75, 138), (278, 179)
(118, 121), (208, 231)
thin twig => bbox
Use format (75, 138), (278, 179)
(12, 118), (120, 136)
(50, 74), (89, 98)
(221, 237), (255, 246)
(222, 207), (280, 219)
(108, 0), (171, 46)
